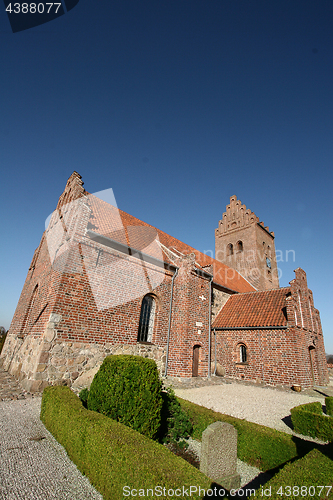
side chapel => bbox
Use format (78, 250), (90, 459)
(0, 172), (328, 391)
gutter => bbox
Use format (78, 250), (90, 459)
(208, 274), (213, 377)
(86, 230), (178, 273)
(213, 325), (287, 330)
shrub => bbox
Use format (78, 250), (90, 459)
(291, 401), (333, 441)
(326, 397), (333, 417)
(179, 398), (302, 471)
(252, 449), (333, 500)
(159, 387), (192, 445)
(41, 386), (212, 500)
(79, 388), (89, 408)
(87, 355), (163, 439)
(0, 333), (7, 354)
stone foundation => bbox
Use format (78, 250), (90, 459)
(0, 330), (166, 392)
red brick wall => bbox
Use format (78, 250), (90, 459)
(213, 268), (329, 388)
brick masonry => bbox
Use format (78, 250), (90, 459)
(212, 268), (329, 387)
(215, 195), (279, 291)
(0, 173), (329, 390)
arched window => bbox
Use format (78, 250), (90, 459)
(239, 344), (247, 363)
(236, 241), (243, 252)
(137, 295), (156, 343)
(227, 243), (234, 256)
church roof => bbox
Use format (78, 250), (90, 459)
(86, 194), (255, 294)
(212, 287), (290, 328)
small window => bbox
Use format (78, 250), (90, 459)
(137, 295), (156, 343)
(240, 344), (247, 363)
(236, 241), (243, 252)
(227, 243), (234, 256)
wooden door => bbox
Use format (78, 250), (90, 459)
(192, 345), (200, 377)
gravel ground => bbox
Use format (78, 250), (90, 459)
(0, 397), (103, 500)
(174, 383), (325, 434)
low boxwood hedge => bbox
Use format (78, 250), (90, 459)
(252, 449), (333, 500)
(291, 401), (333, 442)
(179, 399), (304, 471)
(41, 386), (213, 500)
(326, 397), (333, 417)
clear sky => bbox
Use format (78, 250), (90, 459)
(1, 1), (332, 352)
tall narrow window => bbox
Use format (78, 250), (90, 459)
(236, 240), (243, 252)
(137, 295), (156, 343)
(240, 344), (247, 363)
(227, 243), (234, 256)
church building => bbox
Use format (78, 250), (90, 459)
(0, 172), (328, 391)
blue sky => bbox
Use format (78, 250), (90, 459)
(1, 1), (332, 352)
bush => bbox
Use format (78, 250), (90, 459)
(179, 398), (302, 471)
(326, 397), (333, 417)
(41, 386), (212, 500)
(0, 333), (7, 354)
(159, 387), (192, 445)
(79, 388), (89, 408)
(87, 355), (163, 439)
(252, 449), (333, 499)
(291, 402), (333, 442)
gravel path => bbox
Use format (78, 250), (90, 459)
(174, 383), (325, 434)
(0, 397), (103, 500)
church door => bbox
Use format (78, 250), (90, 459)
(192, 345), (200, 377)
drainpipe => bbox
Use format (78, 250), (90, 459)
(258, 329), (264, 383)
(214, 328), (217, 375)
(208, 275), (213, 377)
(164, 267), (178, 377)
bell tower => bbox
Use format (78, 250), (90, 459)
(215, 195), (279, 291)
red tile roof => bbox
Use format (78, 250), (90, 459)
(212, 287), (290, 328)
(86, 194), (255, 294)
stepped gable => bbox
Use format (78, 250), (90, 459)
(212, 287), (290, 328)
(56, 171), (87, 210)
(86, 193), (254, 294)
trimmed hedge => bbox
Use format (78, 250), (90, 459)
(252, 449), (333, 500)
(326, 397), (333, 417)
(291, 401), (333, 442)
(41, 386), (212, 500)
(87, 355), (163, 439)
(179, 399), (302, 471)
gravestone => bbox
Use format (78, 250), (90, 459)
(200, 421), (240, 490)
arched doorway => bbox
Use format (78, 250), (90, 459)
(192, 345), (201, 377)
